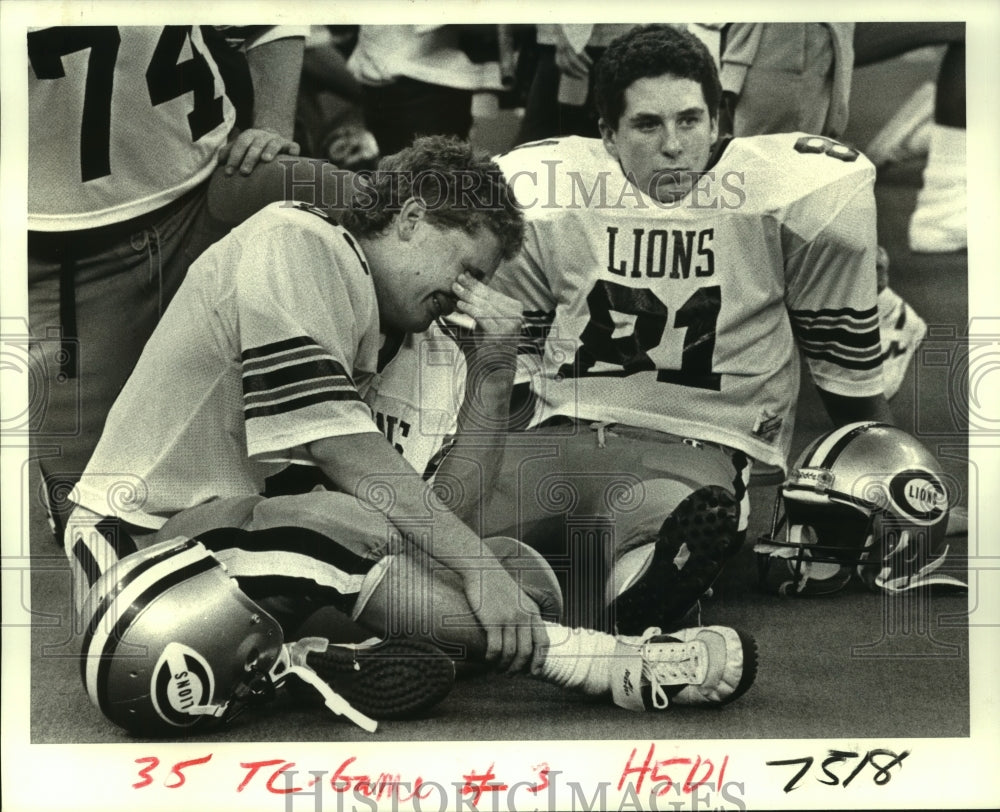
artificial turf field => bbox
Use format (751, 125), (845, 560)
(22, 46), (974, 756)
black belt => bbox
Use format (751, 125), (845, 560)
(27, 181), (202, 261)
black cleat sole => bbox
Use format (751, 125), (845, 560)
(614, 485), (739, 635)
(305, 638), (455, 720)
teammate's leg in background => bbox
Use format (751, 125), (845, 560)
(908, 41), (966, 253)
(852, 23), (967, 253)
(480, 427), (749, 637)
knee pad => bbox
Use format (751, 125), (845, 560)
(483, 536), (564, 622)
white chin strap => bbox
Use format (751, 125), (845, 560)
(877, 532), (968, 592)
(184, 702), (231, 718)
(271, 640), (378, 733)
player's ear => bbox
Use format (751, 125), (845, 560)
(397, 197), (428, 241)
(599, 117), (620, 161)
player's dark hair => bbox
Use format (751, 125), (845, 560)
(341, 135), (525, 260)
(594, 25), (722, 129)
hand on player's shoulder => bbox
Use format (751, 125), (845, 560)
(220, 127), (301, 176)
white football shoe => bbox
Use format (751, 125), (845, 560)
(610, 625), (757, 711)
(878, 286), (928, 399)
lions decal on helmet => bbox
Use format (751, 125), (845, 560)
(754, 422), (966, 597)
(79, 537), (286, 736)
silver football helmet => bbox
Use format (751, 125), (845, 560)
(79, 537), (285, 736)
(755, 422), (965, 596)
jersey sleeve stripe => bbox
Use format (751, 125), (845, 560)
(242, 335), (319, 361)
(243, 379), (359, 408)
(243, 346), (338, 374)
(242, 341), (353, 381)
(796, 340), (882, 363)
(242, 357), (353, 391)
(789, 306), (881, 368)
(798, 348), (883, 371)
(793, 326), (881, 349)
(244, 389), (362, 421)
(243, 362), (357, 398)
(788, 305), (879, 320)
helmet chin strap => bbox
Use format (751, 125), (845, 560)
(877, 532), (967, 592)
(274, 639), (379, 733)
(184, 702), (231, 718)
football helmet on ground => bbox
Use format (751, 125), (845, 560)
(754, 422), (966, 596)
(79, 537), (454, 736)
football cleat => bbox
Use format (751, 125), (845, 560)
(878, 286), (927, 399)
(286, 637), (455, 722)
(612, 486), (739, 635)
(610, 625), (758, 711)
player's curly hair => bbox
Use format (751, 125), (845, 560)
(594, 25), (722, 129)
(340, 135), (525, 260)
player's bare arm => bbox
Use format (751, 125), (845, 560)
(434, 274), (523, 529)
(816, 388), (894, 427)
(305, 431), (546, 673)
(222, 32), (304, 175)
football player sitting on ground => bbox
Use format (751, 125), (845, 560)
(66, 136), (758, 735)
(454, 24), (893, 632)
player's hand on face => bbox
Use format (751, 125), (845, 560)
(451, 273), (523, 344)
(461, 566), (545, 674)
(220, 128), (301, 176)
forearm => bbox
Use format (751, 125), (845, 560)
(247, 36), (305, 137)
(306, 432), (485, 568)
(433, 343), (517, 531)
(302, 46), (363, 101)
(816, 388), (894, 427)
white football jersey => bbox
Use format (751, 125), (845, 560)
(493, 134), (884, 469)
(74, 203), (381, 528)
(28, 25), (235, 230)
(364, 323), (469, 478)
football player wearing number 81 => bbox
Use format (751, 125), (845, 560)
(475, 24), (895, 634)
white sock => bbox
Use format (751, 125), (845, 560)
(534, 622), (619, 696)
(909, 124), (967, 252)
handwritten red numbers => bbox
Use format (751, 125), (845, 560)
(133, 754), (213, 789)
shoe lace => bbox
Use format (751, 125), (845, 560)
(276, 638), (379, 733)
(640, 628), (704, 710)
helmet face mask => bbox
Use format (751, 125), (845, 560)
(754, 422), (964, 597)
(80, 537), (285, 736)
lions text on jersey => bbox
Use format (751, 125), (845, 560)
(493, 134), (885, 469)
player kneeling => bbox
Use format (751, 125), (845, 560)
(80, 535), (758, 736)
